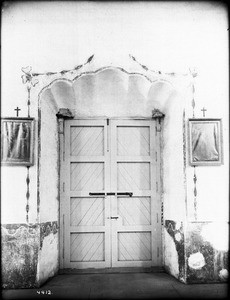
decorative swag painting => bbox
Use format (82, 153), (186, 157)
(188, 119), (223, 166)
(1, 118), (34, 166)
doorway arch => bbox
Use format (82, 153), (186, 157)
(37, 64), (187, 283)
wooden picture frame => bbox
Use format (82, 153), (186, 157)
(1, 118), (35, 166)
(188, 118), (223, 166)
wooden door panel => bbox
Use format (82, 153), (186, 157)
(117, 162), (151, 190)
(117, 197), (151, 226)
(70, 197), (105, 226)
(70, 126), (104, 156)
(62, 119), (110, 269)
(110, 119), (160, 268)
(70, 232), (105, 262)
(118, 231), (152, 261)
(70, 162), (104, 191)
(117, 126), (150, 156)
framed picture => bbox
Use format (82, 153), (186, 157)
(1, 118), (35, 166)
(188, 118), (223, 166)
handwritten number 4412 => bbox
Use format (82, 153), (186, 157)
(37, 290), (52, 295)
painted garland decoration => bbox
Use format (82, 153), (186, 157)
(26, 167), (30, 223)
(129, 54), (191, 76)
(21, 67), (39, 223)
(190, 68), (198, 220)
(193, 167), (197, 220)
(21, 66), (39, 117)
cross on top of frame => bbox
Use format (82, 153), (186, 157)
(14, 107), (21, 117)
(201, 107), (207, 117)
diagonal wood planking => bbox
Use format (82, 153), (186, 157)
(118, 232), (152, 261)
(118, 197), (151, 225)
(70, 162), (104, 191)
(117, 126), (150, 156)
(70, 126), (104, 156)
(117, 162), (150, 190)
(70, 197), (104, 226)
(70, 233), (105, 262)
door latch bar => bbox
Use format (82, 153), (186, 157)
(117, 192), (133, 197)
(89, 192), (133, 197)
(89, 192), (105, 196)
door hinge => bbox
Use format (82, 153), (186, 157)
(63, 182), (65, 192)
(107, 118), (109, 126)
(156, 181), (158, 192)
(157, 247), (159, 258)
(58, 119), (64, 134)
(156, 121), (161, 133)
(157, 213), (159, 223)
(155, 151), (157, 162)
(63, 136), (65, 161)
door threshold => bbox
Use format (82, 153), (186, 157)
(59, 267), (165, 274)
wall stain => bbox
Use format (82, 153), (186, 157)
(2, 221), (58, 289)
(186, 222), (228, 283)
(165, 221), (228, 283)
(40, 221), (58, 249)
(1, 224), (39, 289)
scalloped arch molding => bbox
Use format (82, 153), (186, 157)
(40, 67), (181, 118)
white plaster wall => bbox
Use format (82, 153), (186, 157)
(163, 228), (179, 278)
(2, 2), (228, 232)
(39, 92), (59, 222)
(37, 233), (59, 285)
(1, 166), (38, 224)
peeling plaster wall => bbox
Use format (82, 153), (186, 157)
(37, 222), (59, 286)
(164, 220), (185, 282)
(185, 222), (228, 283)
(1, 224), (40, 288)
(164, 220), (229, 283)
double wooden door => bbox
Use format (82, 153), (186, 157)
(60, 119), (161, 269)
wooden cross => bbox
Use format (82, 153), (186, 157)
(14, 106), (21, 117)
(201, 107), (207, 117)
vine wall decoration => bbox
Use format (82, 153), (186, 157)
(21, 66), (39, 117)
(21, 67), (39, 223)
(190, 68), (198, 220)
(129, 54), (191, 77)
